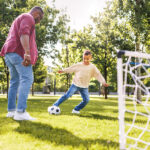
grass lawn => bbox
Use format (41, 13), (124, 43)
(0, 95), (120, 150)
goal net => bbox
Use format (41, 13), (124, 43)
(117, 50), (150, 150)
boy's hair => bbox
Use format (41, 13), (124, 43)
(83, 50), (92, 56)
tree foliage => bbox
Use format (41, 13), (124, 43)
(0, 0), (70, 93)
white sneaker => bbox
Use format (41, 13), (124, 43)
(6, 111), (15, 118)
(13, 112), (36, 121)
(72, 109), (80, 114)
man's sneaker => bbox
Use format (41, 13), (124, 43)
(72, 109), (80, 114)
(6, 111), (15, 118)
(13, 112), (36, 121)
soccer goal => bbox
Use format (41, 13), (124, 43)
(117, 50), (150, 150)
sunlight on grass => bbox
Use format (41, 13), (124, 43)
(1, 95), (119, 150)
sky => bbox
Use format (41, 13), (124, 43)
(46, 0), (107, 31)
(45, 0), (107, 66)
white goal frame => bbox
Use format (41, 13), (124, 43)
(117, 50), (150, 150)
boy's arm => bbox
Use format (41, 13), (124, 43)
(58, 64), (78, 74)
(93, 66), (109, 87)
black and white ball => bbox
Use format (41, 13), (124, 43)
(48, 106), (60, 115)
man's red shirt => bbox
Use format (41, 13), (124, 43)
(0, 13), (38, 65)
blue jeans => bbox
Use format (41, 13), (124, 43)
(53, 84), (90, 111)
(5, 53), (33, 112)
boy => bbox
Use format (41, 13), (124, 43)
(53, 50), (109, 114)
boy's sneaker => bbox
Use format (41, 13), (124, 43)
(72, 109), (80, 114)
(6, 111), (15, 118)
(13, 111), (36, 121)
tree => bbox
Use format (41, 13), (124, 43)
(0, 0), (70, 95)
(118, 0), (150, 101)
(0, 0), (22, 96)
(90, 1), (119, 98)
(0, 57), (7, 94)
(32, 57), (47, 95)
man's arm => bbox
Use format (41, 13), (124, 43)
(20, 35), (31, 66)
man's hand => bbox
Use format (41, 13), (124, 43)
(22, 54), (31, 66)
(58, 70), (64, 73)
(20, 35), (30, 66)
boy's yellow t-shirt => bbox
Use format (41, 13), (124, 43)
(63, 62), (106, 88)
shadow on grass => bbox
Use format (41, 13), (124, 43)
(78, 113), (148, 124)
(15, 121), (119, 149)
(79, 113), (118, 121)
(28, 99), (118, 113)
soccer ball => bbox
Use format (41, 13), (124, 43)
(48, 106), (60, 115)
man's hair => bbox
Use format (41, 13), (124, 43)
(30, 6), (44, 14)
(83, 50), (92, 56)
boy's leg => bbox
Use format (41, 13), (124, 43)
(53, 84), (78, 106)
(5, 54), (19, 112)
(74, 88), (89, 111)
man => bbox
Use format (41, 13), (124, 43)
(0, 6), (44, 120)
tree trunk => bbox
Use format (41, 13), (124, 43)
(2, 58), (9, 97)
(66, 45), (70, 89)
(6, 68), (9, 98)
(32, 83), (34, 96)
(135, 34), (142, 102)
(98, 83), (101, 96)
(54, 78), (56, 95)
(104, 34), (108, 99)
(136, 67), (142, 103)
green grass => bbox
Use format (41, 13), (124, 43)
(2, 94), (149, 150)
(0, 95), (119, 150)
